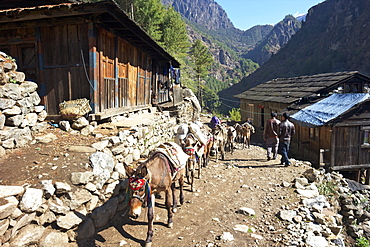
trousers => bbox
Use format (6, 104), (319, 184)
(266, 137), (279, 159)
(279, 141), (291, 165)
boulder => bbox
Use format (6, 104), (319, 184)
(19, 188), (43, 213)
(277, 210), (297, 222)
(11, 212), (36, 237)
(35, 133), (58, 143)
(68, 145), (96, 153)
(9, 224), (45, 247)
(89, 152), (115, 189)
(0, 185), (24, 198)
(48, 198), (69, 215)
(40, 180), (55, 199)
(68, 189), (92, 210)
(54, 182), (71, 195)
(238, 207), (256, 216)
(39, 211), (56, 226)
(305, 235), (328, 247)
(56, 212), (84, 230)
(91, 140), (109, 151)
(39, 230), (69, 247)
(71, 117), (89, 130)
(70, 172), (94, 185)
(0, 218), (9, 236)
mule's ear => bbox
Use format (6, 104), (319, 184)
(139, 166), (148, 177)
(180, 139), (185, 146)
(124, 163), (135, 177)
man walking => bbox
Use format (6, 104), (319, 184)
(264, 112), (280, 161)
(278, 112), (295, 166)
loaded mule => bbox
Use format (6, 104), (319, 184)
(241, 122), (255, 149)
(210, 124), (227, 162)
(124, 142), (187, 247)
(182, 133), (206, 192)
(225, 125), (237, 154)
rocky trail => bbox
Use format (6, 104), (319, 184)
(1, 123), (369, 247)
(79, 144), (325, 247)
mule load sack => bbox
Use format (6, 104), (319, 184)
(59, 98), (92, 120)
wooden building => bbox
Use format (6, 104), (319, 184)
(235, 71), (370, 167)
(0, 0), (180, 120)
(291, 93), (370, 184)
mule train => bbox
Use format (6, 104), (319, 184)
(123, 119), (254, 246)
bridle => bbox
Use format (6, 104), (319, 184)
(127, 176), (152, 207)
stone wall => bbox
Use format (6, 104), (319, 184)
(275, 164), (370, 246)
(0, 52), (48, 156)
(0, 102), (196, 246)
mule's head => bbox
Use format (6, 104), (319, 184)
(210, 130), (220, 156)
(124, 163), (151, 219)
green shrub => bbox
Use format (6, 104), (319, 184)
(229, 108), (241, 121)
(356, 237), (370, 247)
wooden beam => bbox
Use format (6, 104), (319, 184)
(90, 105), (151, 121)
(331, 164), (370, 171)
(0, 3), (106, 24)
(0, 16), (87, 30)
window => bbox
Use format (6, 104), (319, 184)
(309, 128), (319, 141)
(362, 126), (370, 148)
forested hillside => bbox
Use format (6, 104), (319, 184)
(219, 0), (370, 110)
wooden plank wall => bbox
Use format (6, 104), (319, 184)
(0, 24), (90, 115)
(96, 27), (154, 113)
(333, 126), (360, 168)
(41, 24), (90, 115)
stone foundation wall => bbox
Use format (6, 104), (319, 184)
(0, 102), (196, 246)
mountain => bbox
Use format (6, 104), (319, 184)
(243, 15), (302, 65)
(161, 0), (279, 83)
(161, 0), (234, 30)
(220, 0), (370, 109)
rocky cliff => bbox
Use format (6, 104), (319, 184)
(162, 0), (234, 30)
(220, 0), (370, 109)
(162, 0), (304, 90)
(243, 15), (302, 65)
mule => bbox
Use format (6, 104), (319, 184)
(211, 124), (226, 162)
(234, 123), (243, 143)
(241, 122), (255, 149)
(124, 152), (185, 247)
(183, 132), (208, 190)
(202, 131), (213, 168)
(225, 126), (236, 154)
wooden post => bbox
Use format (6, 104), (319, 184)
(88, 23), (98, 114)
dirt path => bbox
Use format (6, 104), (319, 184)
(0, 123), (311, 247)
(88, 144), (309, 247)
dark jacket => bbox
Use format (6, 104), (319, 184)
(264, 118), (280, 140)
(278, 119), (295, 142)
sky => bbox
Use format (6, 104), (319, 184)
(214, 0), (325, 30)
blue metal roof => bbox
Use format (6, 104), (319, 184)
(291, 93), (370, 128)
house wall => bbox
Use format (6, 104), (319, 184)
(294, 125), (332, 167)
(0, 20), (91, 115)
(240, 98), (334, 166)
(240, 99), (289, 132)
(0, 19), (172, 118)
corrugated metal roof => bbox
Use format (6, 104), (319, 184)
(290, 93), (370, 128)
(235, 71), (360, 103)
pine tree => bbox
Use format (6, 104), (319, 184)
(128, 0), (165, 41)
(161, 6), (190, 60)
(189, 39), (213, 106)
